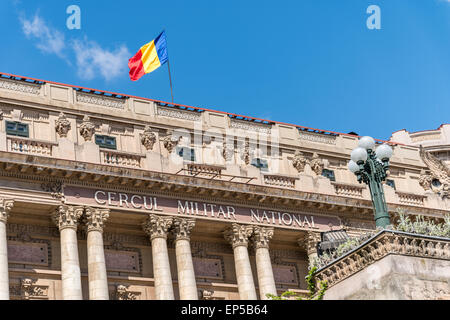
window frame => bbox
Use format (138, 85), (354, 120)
(95, 134), (117, 150)
(321, 169), (336, 181)
(5, 120), (29, 138)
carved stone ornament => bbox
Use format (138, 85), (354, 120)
(292, 150), (308, 173)
(222, 141), (234, 161)
(310, 153), (324, 176)
(115, 285), (138, 300)
(84, 207), (110, 233)
(243, 141), (250, 165)
(41, 181), (64, 200)
(162, 130), (179, 153)
(0, 109), (3, 120)
(0, 198), (14, 224)
(53, 205), (84, 231)
(252, 226), (274, 249)
(140, 125), (157, 151)
(21, 278), (47, 300)
(298, 231), (321, 255)
(142, 214), (173, 240)
(224, 223), (253, 249)
(172, 218), (196, 241)
(200, 289), (214, 300)
(79, 115), (96, 142)
(419, 146), (450, 198)
(55, 112), (71, 138)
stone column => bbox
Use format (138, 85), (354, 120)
(53, 205), (84, 300)
(173, 218), (197, 300)
(224, 223), (257, 300)
(298, 231), (321, 267)
(85, 207), (110, 300)
(252, 226), (277, 300)
(143, 214), (174, 300)
(0, 199), (13, 300)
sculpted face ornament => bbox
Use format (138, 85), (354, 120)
(419, 146), (450, 199)
(141, 125), (157, 151)
(55, 112), (71, 138)
(79, 115), (95, 142)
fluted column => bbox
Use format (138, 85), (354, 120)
(53, 205), (84, 300)
(224, 223), (257, 300)
(173, 218), (197, 300)
(0, 199), (13, 300)
(252, 226), (276, 300)
(143, 214), (174, 300)
(298, 231), (321, 267)
(85, 207), (110, 300)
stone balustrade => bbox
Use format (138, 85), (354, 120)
(396, 192), (426, 206)
(100, 149), (143, 168)
(7, 137), (55, 157)
(263, 174), (296, 188)
(315, 230), (450, 290)
(332, 182), (364, 198)
(186, 163), (223, 177)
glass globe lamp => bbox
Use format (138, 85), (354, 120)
(375, 144), (393, 162)
(351, 147), (367, 164)
(348, 160), (360, 173)
(358, 136), (376, 151)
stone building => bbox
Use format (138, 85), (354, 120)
(0, 72), (448, 300)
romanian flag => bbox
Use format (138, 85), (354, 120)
(128, 31), (168, 81)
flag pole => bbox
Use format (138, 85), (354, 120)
(167, 60), (174, 104)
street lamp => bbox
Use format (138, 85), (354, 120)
(348, 136), (393, 229)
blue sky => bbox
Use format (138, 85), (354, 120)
(0, 0), (449, 140)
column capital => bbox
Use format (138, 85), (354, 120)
(224, 223), (253, 249)
(298, 231), (321, 255)
(142, 214), (173, 240)
(85, 207), (110, 233)
(252, 226), (274, 249)
(172, 218), (195, 241)
(0, 198), (14, 224)
(53, 205), (84, 231)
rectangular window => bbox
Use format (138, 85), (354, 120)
(95, 135), (117, 150)
(251, 158), (268, 170)
(322, 169), (336, 181)
(5, 121), (29, 137)
(176, 146), (196, 162)
(386, 179), (396, 190)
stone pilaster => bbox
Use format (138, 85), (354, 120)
(298, 231), (321, 267)
(173, 218), (198, 300)
(224, 223), (257, 300)
(53, 205), (84, 300)
(0, 199), (13, 300)
(85, 207), (110, 300)
(143, 214), (174, 300)
(252, 226), (277, 299)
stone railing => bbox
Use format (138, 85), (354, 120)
(315, 230), (450, 290)
(186, 163), (223, 177)
(100, 149), (143, 168)
(332, 182), (364, 198)
(396, 192), (426, 206)
(263, 174), (297, 188)
(7, 137), (55, 157)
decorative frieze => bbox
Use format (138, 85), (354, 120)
(315, 231), (450, 289)
(142, 214), (173, 240)
(84, 207), (110, 233)
(76, 92), (125, 109)
(140, 125), (157, 151)
(114, 284), (140, 300)
(230, 120), (271, 134)
(252, 226), (274, 249)
(298, 131), (336, 145)
(397, 192), (426, 206)
(55, 112), (71, 138)
(0, 79), (41, 95)
(53, 205), (84, 231)
(157, 106), (201, 121)
(172, 218), (196, 241)
(0, 198), (14, 223)
(224, 223), (253, 249)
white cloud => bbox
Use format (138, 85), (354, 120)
(72, 38), (130, 81)
(20, 14), (66, 57)
(19, 13), (131, 81)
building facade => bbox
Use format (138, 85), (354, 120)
(0, 73), (448, 300)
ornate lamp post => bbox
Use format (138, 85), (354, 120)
(348, 136), (393, 229)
